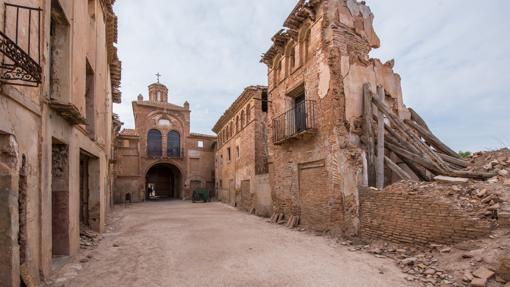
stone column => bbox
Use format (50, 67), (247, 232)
(0, 134), (20, 287)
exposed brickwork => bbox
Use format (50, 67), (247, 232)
(213, 86), (272, 216)
(114, 82), (216, 202)
(359, 188), (492, 245)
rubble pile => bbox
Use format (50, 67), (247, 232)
(80, 226), (102, 250)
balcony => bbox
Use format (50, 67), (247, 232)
(272, 100), (317, 145)
(147, 148), (185, 160)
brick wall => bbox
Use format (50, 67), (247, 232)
(359, 188), (492, 245)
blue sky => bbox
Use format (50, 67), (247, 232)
(113, 0), (510, 152)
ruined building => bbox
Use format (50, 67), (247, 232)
(259, 0), (405, 235)
(213, 86), (272, 216)
(0, 0), (121, 285)
(113, 80), (216, 203)
(251, 0), (499, 243)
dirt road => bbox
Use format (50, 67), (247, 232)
(49, 201), (413, 287)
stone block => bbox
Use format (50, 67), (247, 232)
(472, 266), (495, 281)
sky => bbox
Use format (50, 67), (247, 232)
(113, 0), (510, 152)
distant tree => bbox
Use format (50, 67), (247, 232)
(458, 151), (472, 158)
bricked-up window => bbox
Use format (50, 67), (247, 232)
(241, 110), (245, 127)
(167, 131), (180, 157)
(246, 104), (251, 122)
(236, 146), (240, 159)
(236, 116), (240, 133)
(227, 147), (231, 161)
(261, 91), (268, 113)
(147, 129), (162, 157)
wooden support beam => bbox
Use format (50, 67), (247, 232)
(371, 95), (451, 173)
(376, 85), (385, 189)
(404, 119), (461, 159)
(363, 83), (376, 187)
(385, 156), (413, 181)
(438, 152), (468, 169)
(385, 142), (444, 174)
(409, 108), (431, 132)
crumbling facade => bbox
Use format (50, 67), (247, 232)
(213, 86), (272, 216)
(0, 0), (121, 285)
(260, 0), (410, 235)
(114, 81), (216, 203)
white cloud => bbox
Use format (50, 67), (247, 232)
(114, 0), (510, 151)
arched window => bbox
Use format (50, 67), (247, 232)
(236, 116), (240, 133)
(167, 131), (181, 158)
(246, 104), (251, 122)
(241, 110), (245, 128)
(299, 25), (311, 65)
(286, 43), (296, 75)
(147, 129), (162, 157)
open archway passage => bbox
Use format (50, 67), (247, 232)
(146, 164), (182, 199)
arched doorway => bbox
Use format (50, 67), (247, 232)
(145, 163), (182, 200)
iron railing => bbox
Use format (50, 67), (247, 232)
(167, 147), (185, 159)
(272, 100), (317, 144)
(0, 3), (42, 86)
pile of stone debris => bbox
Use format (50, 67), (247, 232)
(344, 233), (510, 287)
(80, 226), (102, 250)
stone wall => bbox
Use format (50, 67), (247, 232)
(359, 188), (492, 245)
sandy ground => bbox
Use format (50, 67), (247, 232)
(48, 201), (414, 287)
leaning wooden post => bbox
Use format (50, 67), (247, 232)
(376, 85), (385, 189)
(362, 83), (376, 187)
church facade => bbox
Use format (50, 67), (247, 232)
(113, 81), (216, 203)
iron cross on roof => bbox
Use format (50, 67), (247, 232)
(156, 72), (162, 83)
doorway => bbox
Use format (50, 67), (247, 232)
(146, 164), (182, 200)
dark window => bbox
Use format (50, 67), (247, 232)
(227, 147), (231, 161)
(147, 129), (162, 157)
(261, 91), (268, 113)
(167, 131), (180, 157)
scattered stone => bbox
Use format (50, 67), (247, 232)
(401, 257), (417, 266)
(498, 169), (509, 176)
(472, 266), (495, 280)
(440, 247), (452, 253)
(463, 272), (474, 282)
(79, 258), (89, 263)
(471, 277), (487, 287)
(504, 179), (510, 186)
(424, 268), (436, 275)
(477, 189), (488, 198)
(488, 203), (500, 211)
(487, 177), (499, 184)
(434, 176), (469, 184)
(462, 253), (473, 259)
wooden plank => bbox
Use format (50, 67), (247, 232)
(409, 108), (431, 132)
(385, 136), (432, 181)
(376, 85), (385, 189)
(405, 119), (461, 159)
(371, 95), (451, 173)
(385, 141), (444, 174)
(438, 152), (468, 169)
(363, 83), (376, 187)
(385, 155), (413, 181)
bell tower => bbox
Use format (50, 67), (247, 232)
(148, 73), (169, 103)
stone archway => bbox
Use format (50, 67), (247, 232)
(145, 163), (182, 200)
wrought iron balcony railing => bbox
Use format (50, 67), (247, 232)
(272, 100), (317, 144)
(0, 4), (42, 87)
(147, 148), (185, 160)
